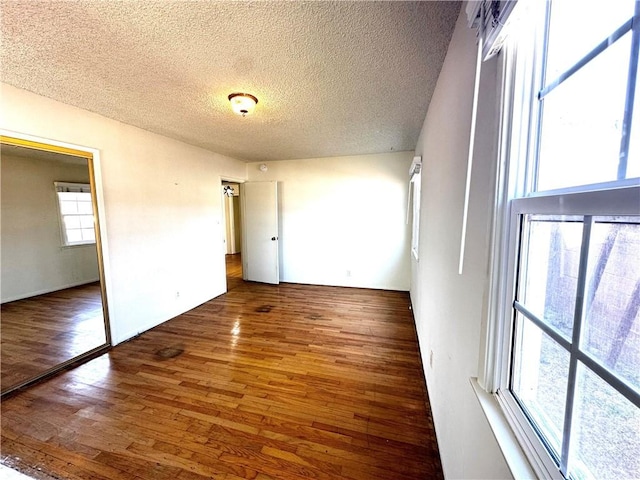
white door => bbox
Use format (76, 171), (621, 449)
(241, 181), (279, 284)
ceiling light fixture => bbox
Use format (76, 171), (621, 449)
(228, 93), (258, 117)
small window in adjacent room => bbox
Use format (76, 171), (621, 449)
(54, 182), (96, 246)
(410, 156), (422, 260)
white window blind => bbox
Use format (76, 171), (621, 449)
(459, 1), (518, 275)
(408, 156), (422, 260)
(466, 0), (518, 61)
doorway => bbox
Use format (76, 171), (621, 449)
(222, 181), (243, 290)
(222, 180), (280, 287)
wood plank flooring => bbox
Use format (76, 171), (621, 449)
(226, 253), (244, 292)
(1, 283), (107, 392)
(1, 257), (442, 479)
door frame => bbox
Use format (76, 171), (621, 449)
(219, 176), (245, 291)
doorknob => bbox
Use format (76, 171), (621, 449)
(271, 236), (278, 241)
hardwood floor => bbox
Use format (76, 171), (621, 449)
(1, 262), (443, 479)
(226, 253), (243, 292)
(1, 283), (107, 392)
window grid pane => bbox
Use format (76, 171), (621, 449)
(511, 314), (569, 458)
(537, 34), (632, 191)
(627, 58), (640, 177)
(568, 363), (640, 479)
(582, 217), (640, 392)
(56, 188), (96, 246)
(512, 213), (640, 477)
(518, 215), (583, 340)
(545, 0), (635, 82)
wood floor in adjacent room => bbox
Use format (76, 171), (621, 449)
(1, 256), (443, 480)
(1, 283), (106, 392)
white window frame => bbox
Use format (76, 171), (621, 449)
(498, 187), (640, 479)
(480, 1), (640, 478)
(54, 181), (96, 247)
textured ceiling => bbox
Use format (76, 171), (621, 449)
(0, 1), (460, 162)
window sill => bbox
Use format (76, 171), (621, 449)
(470, 377), (538, 480)
(61, 243), (97, 249)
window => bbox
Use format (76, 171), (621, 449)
(491, 1), (640, 478)
(54, 182), (96, 246)
(410, 156), (422, 260)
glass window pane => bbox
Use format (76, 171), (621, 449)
(545, 0), (635, 81)
(568, 363), (640, 479)
(81, 228), (95, 242)
(57, 191), (78, 201)
(627, 61), (640, 179)
(66, 229), (83, 243)
(512, 315), (569, 457)
(59, 200), (78, 215)
(519, 215), (582, 340)
(537, 34), (632, 191)
(77, 200), (93, 214)
(582, 217), (640, 391)
(63, 216), (81, 229)
(79, 215), (94, 228)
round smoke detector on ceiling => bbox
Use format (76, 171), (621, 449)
(228, 92), (258, 117)
(259, 164), (268, 172)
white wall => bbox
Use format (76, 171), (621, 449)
(1, 83), (247, 345)
(410, 9), (513, 480)
(247, 152), (412, 291)
(1, 154), (99, 302)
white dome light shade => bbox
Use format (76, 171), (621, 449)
(228, 93), (258, 116)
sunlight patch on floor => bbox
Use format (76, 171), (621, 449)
(0, 465), (35, 480)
